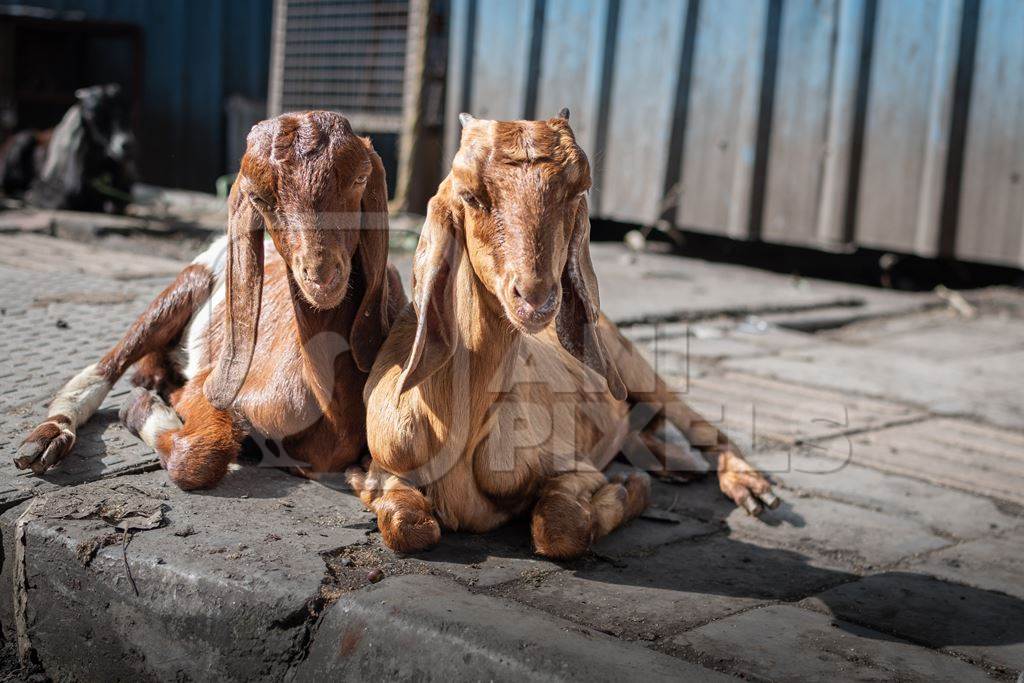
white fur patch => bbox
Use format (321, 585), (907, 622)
(48, 364), (112, 427)
(181, 279), (226, 380)
(39, 106), (83, 181)
(174, 236), (229, 379)
(138, 402), (183, 451)
(192, 234), (229, 274)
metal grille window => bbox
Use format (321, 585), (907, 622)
(269, 0), (409, 132)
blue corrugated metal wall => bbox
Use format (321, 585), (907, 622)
(446, 0), (1024, 268)
(1, 0), (272, 190)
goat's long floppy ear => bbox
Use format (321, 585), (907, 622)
(350, 141), (391, 372)
(556, 197), (626, 401)
(397, 184), (461, 393)
(205, 182), (265, 409)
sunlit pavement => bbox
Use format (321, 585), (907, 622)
(1, 229), (1021, 680)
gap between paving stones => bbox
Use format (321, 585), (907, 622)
(614, 297), (932, 329)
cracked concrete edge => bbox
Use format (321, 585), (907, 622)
(293, 574), (732, 682)
(12, 500), (39, 670)
(0, 469), (375, 680)
(0, 518), (328, 680)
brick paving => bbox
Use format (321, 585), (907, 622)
(0, 229), (1022, 681)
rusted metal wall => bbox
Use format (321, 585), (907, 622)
(445, 0), (1024, 268)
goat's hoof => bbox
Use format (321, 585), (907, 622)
(119, 386), (161, 436)
(531, 492), (592, 561)
(718, 451), (780, 516)
(617, 471), (652, 521)
(15, 418), (76, 474)
(379, 507), (441, 554)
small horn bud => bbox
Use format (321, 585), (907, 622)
(557, 108), (570, 120)
(459, 112), (475, 127)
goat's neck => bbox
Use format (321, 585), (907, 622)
(452, 255), (522, 392)
(287, 276), (357, 410)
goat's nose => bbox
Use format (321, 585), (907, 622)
(512, 279), (558, 315)
(298, 260), (339, 290)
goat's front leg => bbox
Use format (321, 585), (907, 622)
(531, 463), (650, 560)
(347, 462), (441, 554)
(15, 363), (109, 473)
(15, 263), (213, 474)
(121, 371), (243, 490)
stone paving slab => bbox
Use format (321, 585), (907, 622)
(623, 320), (818, 361)
(807, 418), (1024, 506)
(903, 527), (1024, 600)
(0, 262), (164, 316)
(724, 336), (1024, 432)
(678, 372), (925, 452)
(0, 468), (373, 680)
(670, 604), (993, 682)
(497, 535), (851, 641)
(0, 267), (168, 509)
(388, 520), (563, 590)
(585, 244), (931, 326)
(746, 448), (1023, 540)
(0, 234), (185, 280)
(723, 495), (951, 571)
(829, 308), (1024, 360)
(801, 573), (1024, 672)
(298, 574), (729, 682)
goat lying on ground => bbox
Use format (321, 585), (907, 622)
(353, 111), (779, 559)
(0, 84), (136, 212)
(0, 129), (50, 197)
(16, 111), (402, 489)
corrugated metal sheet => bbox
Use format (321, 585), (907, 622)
(956, 0), (1024, 265)
(445, 0), (1024, 268)
(268, 0), (410, 132)
(0, 0), (273, 190)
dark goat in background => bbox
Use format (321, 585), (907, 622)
(0, 84), (136, 212)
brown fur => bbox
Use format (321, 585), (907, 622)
(356, 112), (779, 560)
(17, 112), (405, 488)
(99, 264), (215, 383)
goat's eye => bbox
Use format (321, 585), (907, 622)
(354, 175), (368, 185)
(460, 192), (484, 210)
(249, 194), (271, 210)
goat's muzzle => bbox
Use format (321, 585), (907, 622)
(506, 277), (559, 332)
(293, 256), (348, 309)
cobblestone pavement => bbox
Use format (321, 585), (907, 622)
(1, 230), (1022, 680)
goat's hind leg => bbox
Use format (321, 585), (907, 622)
(597, 315), (779, 515)
(121, 371), (242, 490)
(531, 464), (650, 560)
(347, 462), (441, 554)
(130, 350), (185, 398)
(16, 263), (213, 473)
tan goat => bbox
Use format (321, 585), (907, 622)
(352, 111), (779, 559)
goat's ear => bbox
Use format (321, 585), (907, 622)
(555, 197), (626, 401)
(350, 140), (391, 373)
(204, 181), (265, 409)
(398, 185), (461, 393)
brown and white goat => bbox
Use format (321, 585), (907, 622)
(352, 111), (779, 559)
(16, 111), (403, 489)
